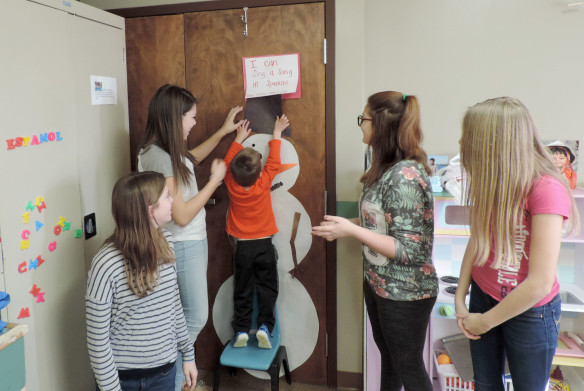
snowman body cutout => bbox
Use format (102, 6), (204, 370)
(213, 134), (319, 378)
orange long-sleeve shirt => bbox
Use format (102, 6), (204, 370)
(224, 139), (281, 239)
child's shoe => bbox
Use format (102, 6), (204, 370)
(256, 324), (272, 349)
(233, 331), (248, 348)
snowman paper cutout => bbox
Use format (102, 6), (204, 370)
(213, 134), (319, 378)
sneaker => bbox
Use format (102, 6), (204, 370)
(256, 324), (272, 349)
(233, 331), (248, 348)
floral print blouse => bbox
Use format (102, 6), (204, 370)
(360, 160), (438, 301)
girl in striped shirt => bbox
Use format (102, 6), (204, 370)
(86, 172), (197, 391)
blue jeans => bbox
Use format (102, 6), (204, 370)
(174, 239), (208, 391)
(469, 280), (560, 391)
(363, 281), (436, 391)
(120, 363), (176, 391)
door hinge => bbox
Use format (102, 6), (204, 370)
(324, 190), (327, 216)
(323, 38), (327, 65)
(325, 332), (328, 357)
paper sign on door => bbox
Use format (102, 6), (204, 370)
(242, 53), (300, 99)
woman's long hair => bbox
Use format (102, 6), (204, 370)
(105, 171), (175, 297)
(360, 91), (430, 186)
(139, 84), (198, 188)
(460, 97), (580, 269)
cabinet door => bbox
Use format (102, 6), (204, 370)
(0, 1), (91, 389)
(184, 4), (328, 383)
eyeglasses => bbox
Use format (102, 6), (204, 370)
(357, 115), (372, 126)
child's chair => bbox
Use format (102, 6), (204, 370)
(213, 294), (291, 391)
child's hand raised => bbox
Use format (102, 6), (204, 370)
(273, 114), (289, 139)
(235, 120), (252, 144)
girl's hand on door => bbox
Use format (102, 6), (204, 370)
(219, 106), (245, 136)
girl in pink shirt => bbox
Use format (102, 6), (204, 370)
(454, 97), (580, 391)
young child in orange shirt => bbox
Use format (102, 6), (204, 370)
(224, 114), (290, 349)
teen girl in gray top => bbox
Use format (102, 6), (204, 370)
(137, 84), (243, 391)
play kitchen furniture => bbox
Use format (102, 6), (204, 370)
(428, 189), (584, 390)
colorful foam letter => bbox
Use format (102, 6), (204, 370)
(30, 284), (41, 297)
(17, 307), (30, 319)
(36, 291), (45, 303)
(48, 241), (57, 252)
(21, 230), (30, 240)
(36, 201), (47, 213)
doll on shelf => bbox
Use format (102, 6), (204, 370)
(547, 140), (577, 189)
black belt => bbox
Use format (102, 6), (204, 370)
(118, 361), (175, 380)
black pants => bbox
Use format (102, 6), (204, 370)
(363, 280), (436, 391)
(232, 238), (278, 333)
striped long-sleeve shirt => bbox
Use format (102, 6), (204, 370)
(86, 233), (194, 391)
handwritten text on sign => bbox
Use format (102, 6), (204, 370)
(243, 53), (300, 99)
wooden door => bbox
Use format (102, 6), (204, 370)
(184, 4), (327, 384)
(125, 14), (186, 170)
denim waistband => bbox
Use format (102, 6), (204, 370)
(118, 361), (175, 380)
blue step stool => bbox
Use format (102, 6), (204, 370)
(213, 299), (291, 391)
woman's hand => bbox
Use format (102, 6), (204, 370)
(219, 106), (245, 136)
(235, 120), (252, 144)
(210, 159), (227, 182)
(182, 360), (198, 391)
(311, 215), (356, 241)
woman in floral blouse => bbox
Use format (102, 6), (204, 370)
(312, 91), (438, 391)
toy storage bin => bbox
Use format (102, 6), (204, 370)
(0, 323), (28, 391)
(433, 350), (514, 391)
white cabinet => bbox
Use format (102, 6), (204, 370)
(429, 188), (584, 391)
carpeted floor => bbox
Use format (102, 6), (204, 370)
(197, 368), (354, 391)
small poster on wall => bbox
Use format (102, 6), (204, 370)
(242, 53), (300, 99)
(90, 75), (117, 105)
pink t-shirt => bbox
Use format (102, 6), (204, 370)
(471, 176), (571, 307)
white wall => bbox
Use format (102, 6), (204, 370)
(363, 0), (584, 179)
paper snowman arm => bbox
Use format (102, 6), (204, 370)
(289, 212), (302, 279)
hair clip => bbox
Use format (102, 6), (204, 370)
(402, 94), (407, 102)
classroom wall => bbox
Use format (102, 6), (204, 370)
(363, 0), (584, 178)
(82, 0), (584, 380)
